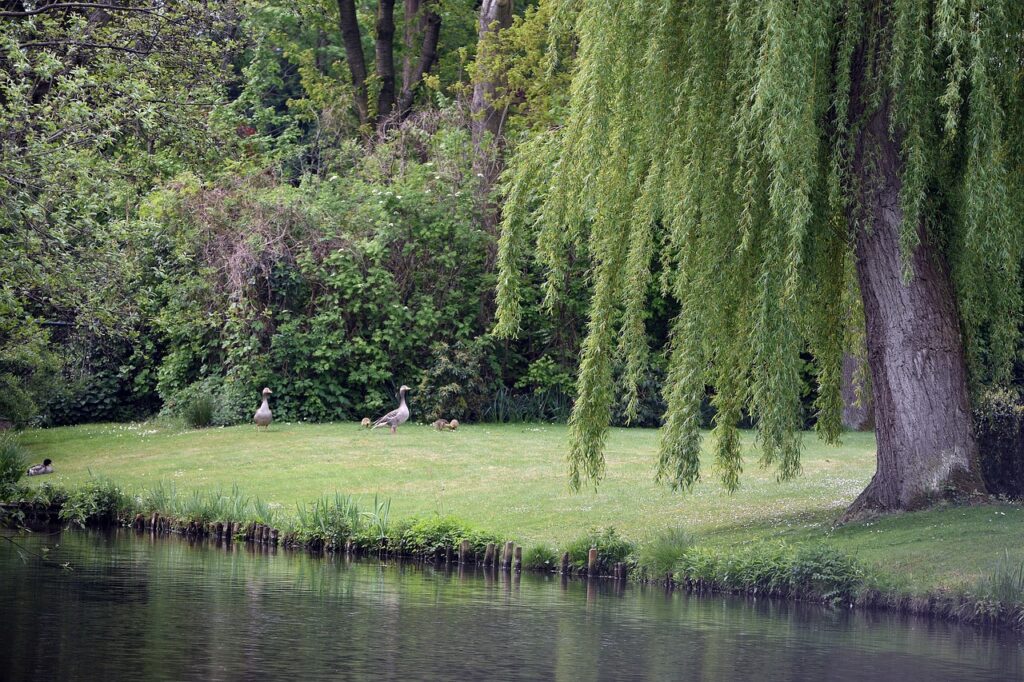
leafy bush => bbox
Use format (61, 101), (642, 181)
(523, 543), (559, 571)
(0, 324), (61, 427)
(60, 479), (135, 527)
(564, 527), (635, 574)
(161, 376), (256, 427)
(45, 349), (160, 426)
(392, 515), (501, 557)
(417, 339), (497, 422)
(0, 434), (26, 497)
(973, 388), (1024, 498)
(678, 543), (865, 605)
(789, 544), (865, 604)
(636, 528), (694, 577)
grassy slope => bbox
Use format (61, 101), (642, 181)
(18, 421), (1024, 592)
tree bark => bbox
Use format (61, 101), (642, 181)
(841, 353), (873, 431)
(471, 0), (513, 151)
(841, 22), (986, 519)
(471, 0), (513, 253)
(402, 0), (421, 92)
(396, 0), (440, 118)
(375, 0), (397, 121)
(337, 0), (369, 125)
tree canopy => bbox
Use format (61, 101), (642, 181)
(496, 0), (1024, 497)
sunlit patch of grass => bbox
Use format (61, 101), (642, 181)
(15, 422), (1024, 591)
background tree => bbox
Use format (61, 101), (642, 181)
(496, 0), (1024, 516)
(0, 0), (239, 424)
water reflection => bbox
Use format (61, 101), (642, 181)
(1, 530), (1020, 681)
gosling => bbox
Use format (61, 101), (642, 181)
(360, 417), (372, 428)
(447, 419), (460, 431)
(432, 419), (449, 431)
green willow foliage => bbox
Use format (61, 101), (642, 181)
(496, 0), (1024, 491)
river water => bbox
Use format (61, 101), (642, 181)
(1, 530), (1020, 681)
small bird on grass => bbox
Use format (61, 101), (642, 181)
(373, 385), (410, 434)
(254, 387), (273, 429)
(27, 458), (53, 476)
(360, 417), (372, 428)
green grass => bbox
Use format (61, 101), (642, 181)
(16, 421), (1024, 592)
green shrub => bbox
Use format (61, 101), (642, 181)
(392, 515), (501, 557)
(182, 392), (215, 428)
(417, 339), (497, 422)
(25, 482), (68, 507)
(161, 376), (256, 427)
(60, 478), (135, 527)
(565, 527), (635, 573)
(636, 528), (694, 577)
(678, 543), (865, 605)
(973, 388), (1024, 498)
(523, 543), (559, 570)
(0, 434), (26, 497)
(789, 544), (865, 603)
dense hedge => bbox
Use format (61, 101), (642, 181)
(974, 389), (1024, 498)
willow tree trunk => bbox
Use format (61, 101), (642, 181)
(843, 59), (986, 519)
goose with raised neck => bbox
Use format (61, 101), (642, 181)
(254, 387), (273, 429)
(372, 385), (411, 434)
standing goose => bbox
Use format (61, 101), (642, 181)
(372, 385), (411, 434)
(254, 387), (273, 429)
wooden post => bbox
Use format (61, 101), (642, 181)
(484, 542), (495, 567)
(271, 528), (279, 546)
(587, 547), (598, 576)
(513, 546), (522, 572)
(133, 513), (144, 530)
(459, 539), (471, 564)
(150, 512), (159, 529)
(502, 541), (514, 570)
(561, 552), (570, 575)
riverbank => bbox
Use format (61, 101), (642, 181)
(11, 421), (1024, 603)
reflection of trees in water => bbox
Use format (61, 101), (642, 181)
(1, 531), (1022, 681)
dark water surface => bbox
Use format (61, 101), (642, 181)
(1, 530), (1021, 681)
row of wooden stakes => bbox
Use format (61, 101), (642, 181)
(131, 513), (629, 579)
(133, 513), (280, 546)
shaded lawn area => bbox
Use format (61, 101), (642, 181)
(18, 422), (1023, 592)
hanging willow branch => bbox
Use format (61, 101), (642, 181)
(495, 0), (1024, 492)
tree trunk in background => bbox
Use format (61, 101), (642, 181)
(337, 0), (369, 125)
(396, 0), (440, 118)
(842, 31), (985, 519)
(471, 0), (513, 244)
(375, 0), (397, 121)
(402, 0), (421, 91)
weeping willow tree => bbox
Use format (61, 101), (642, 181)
(495, 0), (1024, 517)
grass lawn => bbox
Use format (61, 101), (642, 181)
(17, 421), (1024, 593)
